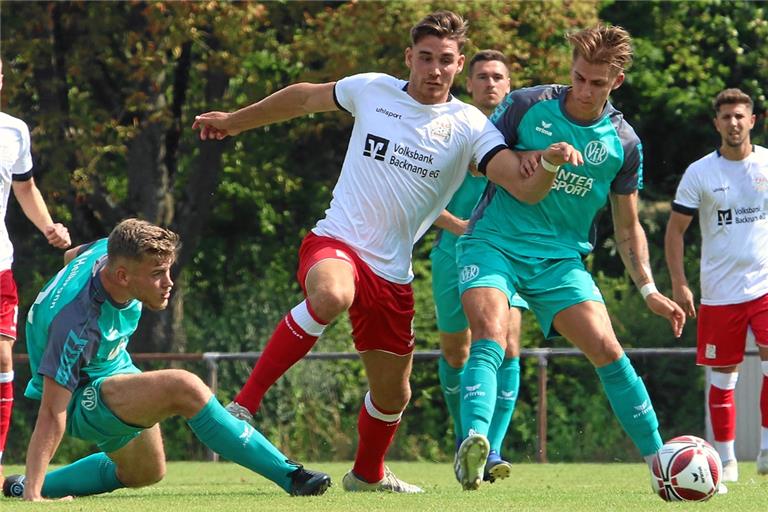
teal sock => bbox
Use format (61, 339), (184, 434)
(188, 396), (299, 492)
(488, 357), (520, 454)
(42, 452), (123, 498)
(596, 354), (663, 457)
(438, 356), (464, 446)
(460, 339), (504, 439)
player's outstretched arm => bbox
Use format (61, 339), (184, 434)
(23, 378), (74, 501)
(192, 82), (339, 140)
(485, 142), (582, 204)
(433, 210), (469, 237)
(11, 179), (71, 249)
(611, 192), (686, 337)
(664, 211), (696, 318)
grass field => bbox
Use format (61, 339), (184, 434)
(3, 461), (766, 511)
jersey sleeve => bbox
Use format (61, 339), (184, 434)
(474, 117), (507, 175)
(333, 73), (385, 116)
(11, 120), (33, 180)
(610, 114), (643, 194)
(671, 165), (700, 216)
(489, 91), (525, 148)
(37, 303), (101, 392)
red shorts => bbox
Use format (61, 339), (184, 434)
(297, 233), (415, 355)
(697, 293), (768, 367)
(0, 270), (19, 340)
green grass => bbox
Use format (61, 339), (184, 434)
(3, 461), (766, 511)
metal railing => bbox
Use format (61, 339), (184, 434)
(15, 347), (759, 462)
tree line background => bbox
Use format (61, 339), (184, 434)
(1, 0), (766, 464)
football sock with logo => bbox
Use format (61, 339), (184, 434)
(235, 299), (326, 413)
(0, 371), (13, 465)
(188, 395), (299, 492)
(438, 356), (464, 446)
(352, 392), (402, 483)
(460, 339), (504, 439)
(488, 357), (520, 454)
(708, 371), (738, 457)
(41, 453), (123, 497)
(595, 354), (662, 457)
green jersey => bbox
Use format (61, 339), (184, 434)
(465, 85), (643, 258)
(25, 239), (142, 400)
(432, 171), (488, 254)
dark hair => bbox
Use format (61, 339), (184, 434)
(713, 88), (754, 113)
(567, 24), (633, 73)
(468, 50), (508, 76)
(108, 218), (180, 263)
(410, 10), (468, 50)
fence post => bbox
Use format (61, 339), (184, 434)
(537, 353), (549, 463)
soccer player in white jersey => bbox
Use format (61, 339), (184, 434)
(193, 10), (581, 493)
(0, 58), (71, 487)
(665, 88), (768, 482)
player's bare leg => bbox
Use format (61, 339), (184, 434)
(554, 301), (663, 464)
(343, 350), (422, 493)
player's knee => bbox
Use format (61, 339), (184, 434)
(442, 346), (469, 367)
(0, 337), (14, 370)
(163, 369), (210, 411)
(308, 286), (353, 320)
(121, 461), (166, 488)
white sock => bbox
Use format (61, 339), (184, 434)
(714, 440), (736, 463)
(761, 427), (768, 451)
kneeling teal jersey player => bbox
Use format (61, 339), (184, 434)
(11, 219), (329, 502)
(453, 25), (686, 491)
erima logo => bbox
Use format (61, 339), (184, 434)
(239, 424), (255, 446)
(535, 120), (553, 136)
(584, 140), (609, 165)
(632, 399), (652, 419)
(81, 385), (98, 411)
(363, 133), (389, 161)
(717, 209), (733, 226)
(464, 383), (486, 399)
(459, 265), (479, 284)
(499, 390), (517, 401)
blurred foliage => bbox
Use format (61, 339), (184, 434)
(2, 0), (765, 465)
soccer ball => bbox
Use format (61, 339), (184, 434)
(650, 435), (722, 502)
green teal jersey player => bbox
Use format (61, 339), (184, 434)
(452, 25), (686, 492)
(9, 219), (329, 502)
(429, 49), (527, 484)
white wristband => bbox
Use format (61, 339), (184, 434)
(541, 158), (560, 173)
(639, 283), (659, 300)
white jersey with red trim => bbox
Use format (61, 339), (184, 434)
(672, 145), (768, 305)
(0, 112), (34, 271)
(313, 73), (506, 284)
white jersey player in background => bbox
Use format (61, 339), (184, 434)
(194, 10), (581, 493)
(0, 57), (71, 487)
(665, 88), (768, 483)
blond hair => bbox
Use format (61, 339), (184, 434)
(410, 10), (468, 50)
(567, 25), (633, 73)
(108, 218), (180, 262)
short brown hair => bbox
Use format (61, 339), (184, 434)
(567, 24), (633, 73)
(468, 50), (508, 76)
(108, 218), (180, 263)
(713, 88), (753, 113)
(410, 10), (468, 50)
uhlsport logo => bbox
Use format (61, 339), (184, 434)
(363, 133), (389, 161)
(717, 209), (733, 225)
(81, 385), (98, 411)
(584, 140), (609, 165)
(459, 264), (479, 284)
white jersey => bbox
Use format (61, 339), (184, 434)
(672, 145), (768, 305)
(313, 73), (506, 284)
(0, 112), (34, 271)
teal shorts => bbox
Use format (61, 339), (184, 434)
(431, 246), (528, 333)
(66, 368), (144, 453)
(456, 238), (603, 338)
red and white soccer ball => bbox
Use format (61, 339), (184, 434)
(650, 435), (722, 502)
